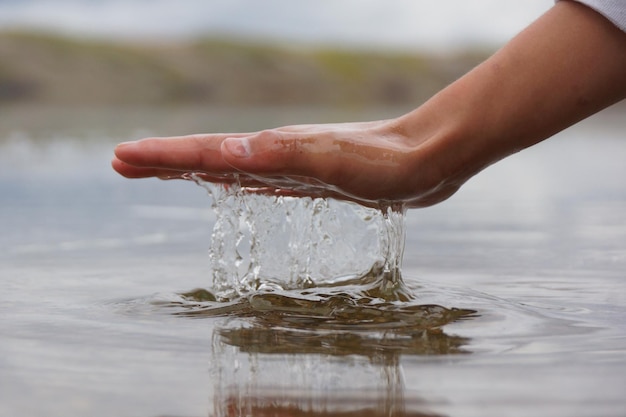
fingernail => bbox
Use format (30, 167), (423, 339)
(114, 141), (136, 152)
(223, 137), (251, 158)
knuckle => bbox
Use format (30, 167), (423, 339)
(256, 129), (282, 144)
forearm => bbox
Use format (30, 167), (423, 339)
(398, 1), (626, 186)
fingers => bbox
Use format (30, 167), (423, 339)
(111, 157), (182, 178)
(112, 123), (415, 207)
(112, 130), (335, 187)
(112, 154), (304, 193)
(114, 127), (347, 185)
(114, 133), (250, 173)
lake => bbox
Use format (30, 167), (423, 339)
(1, 104), (625, 417)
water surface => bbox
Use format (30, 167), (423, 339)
(1, 105), (625, 417)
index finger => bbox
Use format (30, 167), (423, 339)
(113, 133), (252, 173)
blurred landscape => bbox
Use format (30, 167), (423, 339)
(0, 30), (490, 108)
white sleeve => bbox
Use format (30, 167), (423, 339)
(556, 0), (626, 32)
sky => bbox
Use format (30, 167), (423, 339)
(0, 0), (553, 51)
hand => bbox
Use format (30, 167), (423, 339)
(112, 119), (463, 208)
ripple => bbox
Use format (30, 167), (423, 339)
(124, 281), (476, 358)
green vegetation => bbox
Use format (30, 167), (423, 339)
(0, 30), (491, 106)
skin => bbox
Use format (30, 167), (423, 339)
(112, 1), (626, 208)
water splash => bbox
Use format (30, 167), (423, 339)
(191, 175), (409, 301)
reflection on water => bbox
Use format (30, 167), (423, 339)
(161, 287), (474, 416)
(212, 316), (465, 416)
(218, 399), (444, 417)
(217, 391), (444, 417)
(218, 320), (468, 356)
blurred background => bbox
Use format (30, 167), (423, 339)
(0, 0), (551, 49)
(1, 0), (552, 137)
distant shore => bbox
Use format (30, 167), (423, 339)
(0, 30), (490, 107)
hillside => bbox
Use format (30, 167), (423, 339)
(0, 31), (491, 107)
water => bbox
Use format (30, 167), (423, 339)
(193, 175), (407, 300)
(1, 105), (625, 417)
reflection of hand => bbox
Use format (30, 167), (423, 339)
(112, 2), (626, 208)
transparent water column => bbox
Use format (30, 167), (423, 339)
(196, 177), (407, 300)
